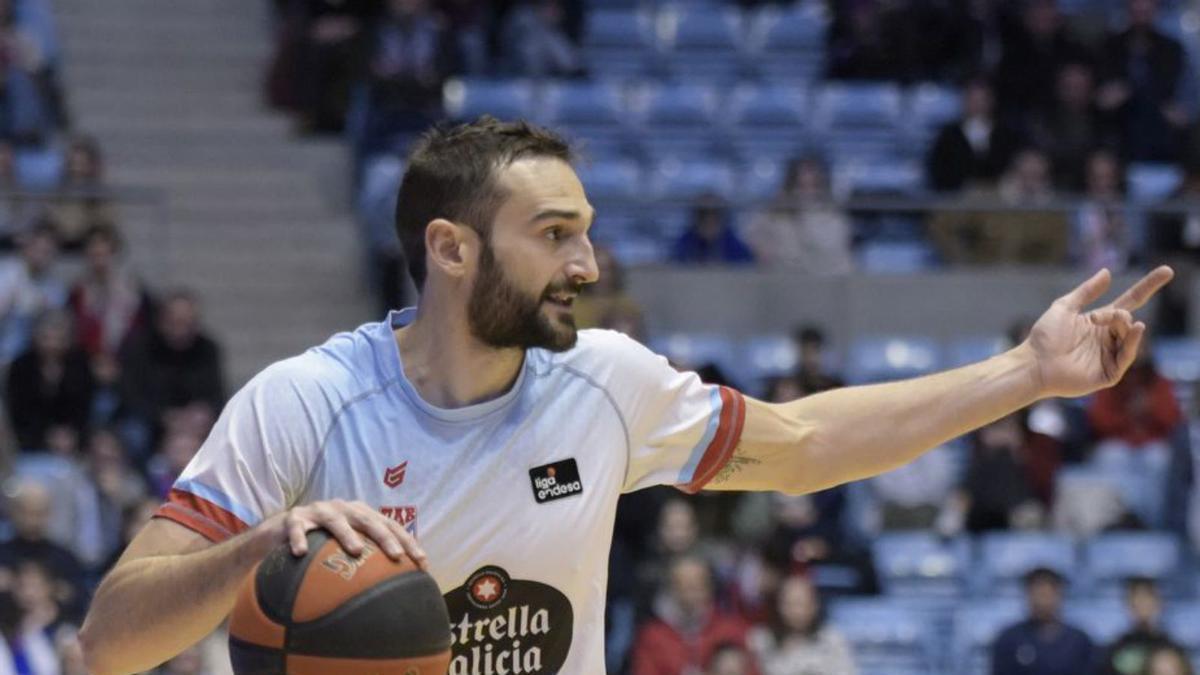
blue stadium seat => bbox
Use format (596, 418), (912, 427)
(647, 332), (735, 372)
(952, 599), (1025, 675)
(857, 241), (938, 274)
(813, 83), (904, 160)
(725, 83), (810, 162)
(1166, 603), (1200, 652)
(834, 159), (924, 196)
(874, 533), (971, 599)
(658, 6), (746, 83)
(906, 83), (962, 151)
(846, 336), (940, 383)
(634, 82), (722, 158)
(575, 159), (644, 239)
(581, 9), (655, 80)
(828, 599), (939, 675)
(732, 334), (799, 389)
(977, 533), (1078, 596)
(1127, 162), (1184, 202)
(1154, 338), (1200, 383)
(442, 78), (535, 122)
(746, 5), (827, 84)
(14, 146), (63, 190)
(1064, 600), (1131, 644)
(649, 158), (736, 204)
(1084, 532), (1182, 597)
(357, 154), (405, 251)
(737, 159), (786, 204)
(541, 80), (629, 153)
(945, 336), (1008, 369)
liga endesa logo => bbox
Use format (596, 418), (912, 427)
(443, 566), (573, 674)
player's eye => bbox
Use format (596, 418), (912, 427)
(545, 226), (564, 242)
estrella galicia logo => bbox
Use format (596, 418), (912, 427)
(528, 458), (583, 504)
(444, 565), (574, 674)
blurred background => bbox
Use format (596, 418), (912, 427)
(0, 0), (1198, 673)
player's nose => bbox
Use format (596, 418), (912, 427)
(568, 237), (599, 286)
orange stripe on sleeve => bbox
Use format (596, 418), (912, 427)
(153, 488), (251, 543)
(679, 386), (747, 494)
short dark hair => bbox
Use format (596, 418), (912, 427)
(1125, 575), (1159, 595)
(394, 116), (574, 289)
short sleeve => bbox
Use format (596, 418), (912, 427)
(153, 358), (334, 543)
(592, 332), (745, 494)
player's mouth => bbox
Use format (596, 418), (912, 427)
(545, 292), (576, 309)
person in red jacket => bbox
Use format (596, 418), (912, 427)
(1087, 337), (1182, 526)
(632, 554), (759, 675)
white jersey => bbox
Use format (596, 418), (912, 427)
(156, 308), (746, 674)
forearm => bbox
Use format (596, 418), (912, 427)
(80, 525), (278, 675)
(739, 344), (1042, 494)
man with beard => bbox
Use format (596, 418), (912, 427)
(79, 117), (1173, 675)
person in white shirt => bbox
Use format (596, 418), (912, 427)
(79, 117), (1172, 675)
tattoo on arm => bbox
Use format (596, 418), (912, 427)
(711, 448), (762, 484)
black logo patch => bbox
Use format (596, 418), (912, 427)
(529, 458), (583, 504)
(444, 565), (574, 674)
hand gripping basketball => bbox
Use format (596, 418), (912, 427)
(264, 499), (427, 570)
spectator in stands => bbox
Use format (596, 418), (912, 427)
(502, 0), (582, 78)
(1102, 577), (1180, 675)
(1141, 645), (1194, 675)
(930, 148), (1070, 265)
(791, 325), (844, 395)
(1097, 0), (1190, 162)
(13, 560), (72, 636)
(743, 157), (853, 274)
(120, 288), (224, 431)
(757, 490), (878, 596)
(0, 480), (86, 619)
(0, 0), (67, 143)
(0, 589), (58, 675)
(0, 219), (66, 367)
(869, 443), (957, 530)
(146, 430), (204, 500)
(359, 0), (456, 152)
(705, 642), (756, 675)
(926, 76), (1022, 193)
(48, 135), (115, 250)
(67, 221), (152, 359)
(1029, 62), (1119, 191)
(993, 0), (1091, 128)
(827, 1), (903, 81)
(671, 197), (754, 265)
(951, 414), (1044, 533)
(630, 554), (752, 675)
(747, 574), (856, 675)
(5, 309), (92, 451)
(71, 428), (146, 570)
(1087, 336), (1181, 527)
(1149, 156), (1200, 335)
(1073, 149), (1137, 273)
(991, 567), (1094, 675)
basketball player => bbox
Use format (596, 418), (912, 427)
(79, 118), (1173, 674)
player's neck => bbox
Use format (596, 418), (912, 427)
(395, 307), (525, 409)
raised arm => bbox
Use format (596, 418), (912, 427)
(705, 266), (1174, 494)
(80, 502), (425, 675)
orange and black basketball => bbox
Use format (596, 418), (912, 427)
(228, 529), (451, 675)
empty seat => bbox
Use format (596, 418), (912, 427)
(952, 600), (1025, 675)
(813, 83), (904, 160)
(442, 78), (535, 122)
(834, 159), (924, 196)
(581, 9), (654, 79)
(978, 532), (1077, 596)
(945, 336), (1008, 368)
(1154, 338), (1200, 383)
(658, 6), (746, 82)
(747, 5), (827, 84)
(906, 83), (962, 149)
(732, 334), (799, 388)
(1064, 599), (1132, 644)
(1084, 532), (1182, 596)
(725, 83), (809, 161)
(649, 158), (736, 203)
(874, 533), (971, 598)
(846, 336), (940, 383)
(647, 332), (736, 372)
(14, 146), (64, 190)
(541, 80), (628, 150)
(634, 82), (723, 157)
(1127, 162), (1183, 202)
(828, 599), (939, 675)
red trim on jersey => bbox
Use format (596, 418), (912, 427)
(680, 386), (747, 493)
(153, 488), (250, 543)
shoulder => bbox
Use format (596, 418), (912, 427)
(547, 328), (665, 373)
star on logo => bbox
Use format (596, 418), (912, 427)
(473, 576), (500, 603)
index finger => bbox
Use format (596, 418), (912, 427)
(1058, 268), (1112, 311)
(1110, 265), (1174, 312)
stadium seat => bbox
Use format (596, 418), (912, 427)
(442, 78), (535, 122)
(737, 159), (786, 204)
(575, 159), (644, 238)
(812, 83), (904, 154)
(649, 157), (736, 204)
(541, 80), (630, 152)
(906, 83), (962, 150)
(1064, 600), (1130, 644)
(730, 334), (798, 389)
(945, 336), (1008, 369)
(874, 532), (971, 599)
(1127, 162), (1184, 202)
(952, 599), (1025, 675)
(581, 8), (655, 80)
(746, 5), (828, 84)
(828, 598), (939, 675)
(633, 82), (723, 158)
(647, 332), (736, 372)
(725, 83), (810, 162)
(977, 532), (1078, 596)
(845, 336), (940, 383)
(1083, 532), (1182, 597)
(857, 241), (938, 274)
(14, 146), (64, 190)
(1154, 338), (1200, 383)
(834, 159), (924, 197)
(657, 6), (746, 83)
(1165, 603), (1200, 652)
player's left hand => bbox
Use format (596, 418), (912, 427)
(1022, 266), (1174, 398)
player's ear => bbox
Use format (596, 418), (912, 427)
(425, 218), (474, 282)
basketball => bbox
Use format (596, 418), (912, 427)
(228, 529), (451, 675)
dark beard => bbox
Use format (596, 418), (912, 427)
(467, 241), (579, 352)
